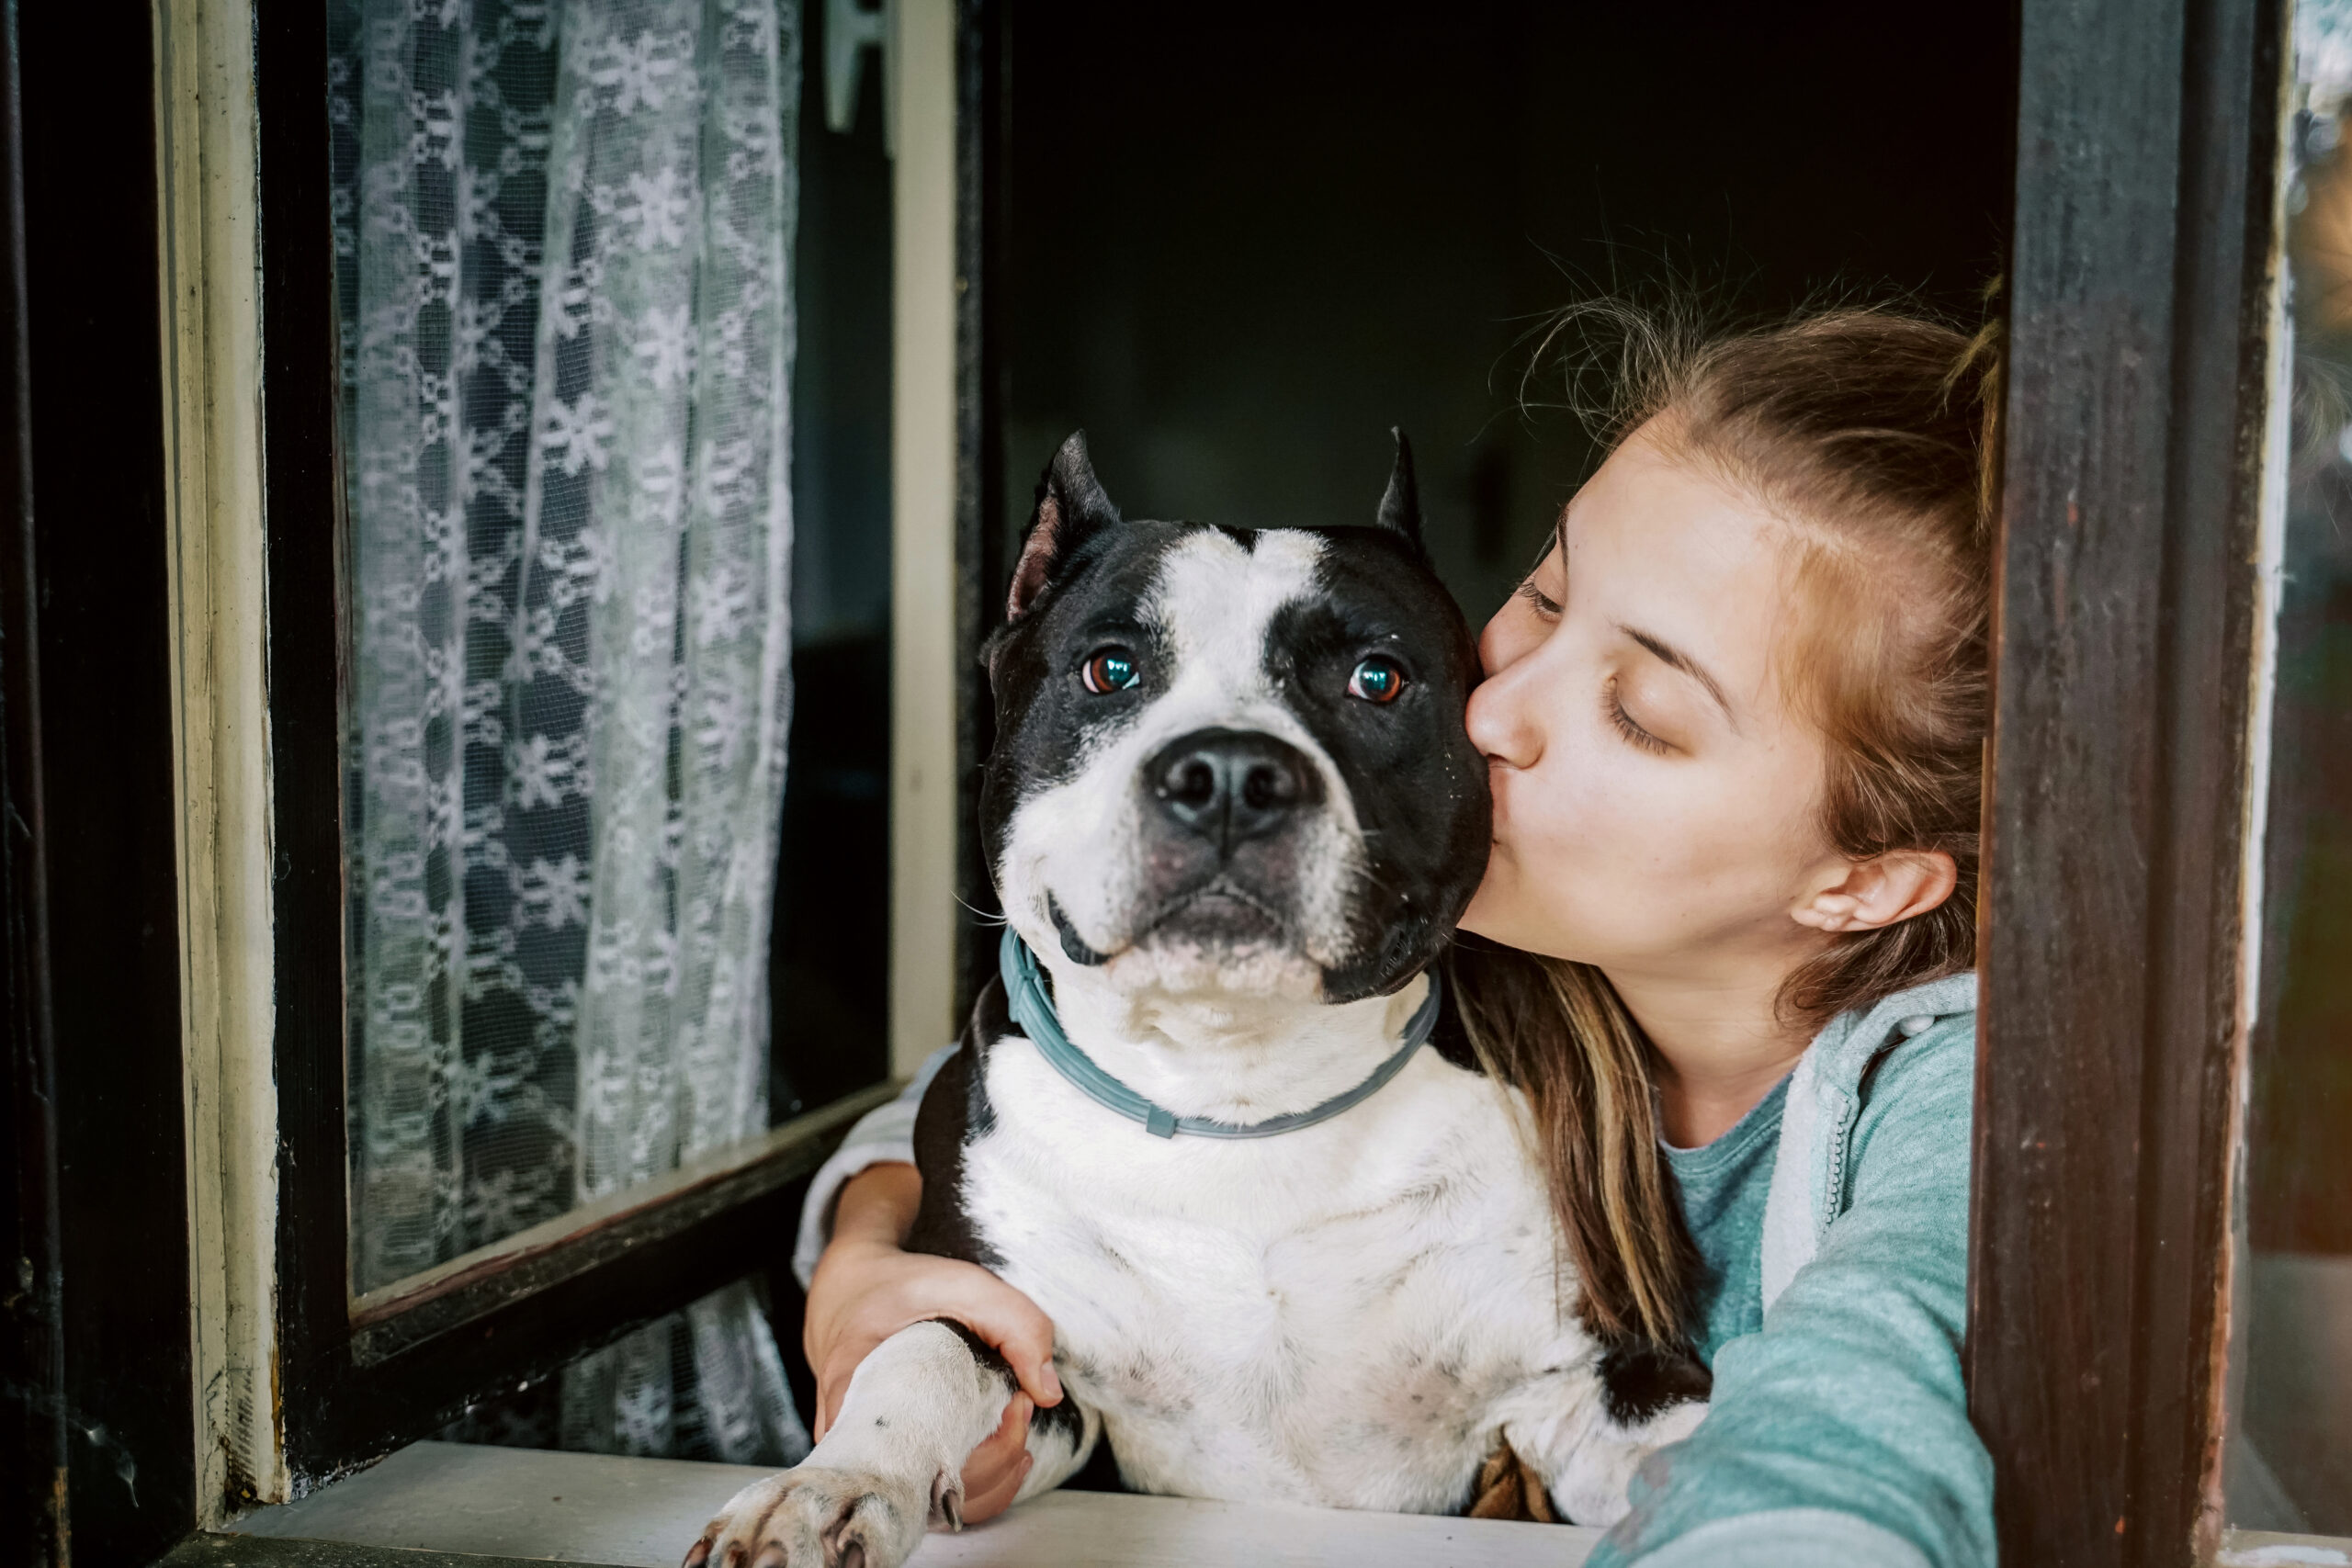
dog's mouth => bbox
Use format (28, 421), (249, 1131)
(1046, 879), (1298, 970)
(1143, 877), (1293, 948)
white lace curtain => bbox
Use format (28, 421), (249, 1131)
(330, 0), (810, 1463)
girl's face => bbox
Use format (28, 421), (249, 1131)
(1460, 423), (1841, 981)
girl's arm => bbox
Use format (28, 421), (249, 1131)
(789, 1048), (946, 1289)
(1590, 1019), (1995, 1568)
(792, 1052), (1061, 1523)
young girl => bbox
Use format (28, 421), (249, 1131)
(789, 305), (1997, 1567)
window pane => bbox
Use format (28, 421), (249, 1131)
(328, 0), (888, 1313)
(2231, 0), (2352, 1533)
(440, 1275), (811, 1465)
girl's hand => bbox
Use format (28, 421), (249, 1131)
(801, 1163), (1063, 1522)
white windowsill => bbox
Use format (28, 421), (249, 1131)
(219, 1441), (1599, 1567)
(2216, 1534), (2352, 1567)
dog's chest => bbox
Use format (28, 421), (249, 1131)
(959, 1042), (1584, 1512)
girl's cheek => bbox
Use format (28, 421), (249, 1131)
(1521, 726), (1619, 852)
(1550, 728), (1692, 862)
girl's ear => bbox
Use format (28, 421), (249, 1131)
(1009, 432), (1122, 621)
(1791, 849), (1959, 934)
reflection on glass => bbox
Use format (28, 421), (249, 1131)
(332, 0), (888, 1303)
(2231, 0), (2352, 1534)
(442, 1274), (810, 1464)
(331, 0), (891, 1467)
(334, 0), (805, 1297)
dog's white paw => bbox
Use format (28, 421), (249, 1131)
(682, 1463), (947, 1568)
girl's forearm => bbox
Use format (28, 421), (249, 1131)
(830, 1161), (922, 1251)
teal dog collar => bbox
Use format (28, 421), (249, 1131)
(999, 927), (1442, 1139)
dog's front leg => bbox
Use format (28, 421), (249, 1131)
(684, 1320), (1005, 1568)
(684, 1319), (1097, 1568)
(1495, 1360), (1709, 1528)
(880, 1320), (1104, 1507)
(1533, 1393), (1708, 1527)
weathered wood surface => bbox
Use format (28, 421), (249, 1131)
(6, 6), (199, 1563)
(1973, 0), (2282, 1561)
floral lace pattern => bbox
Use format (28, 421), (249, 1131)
(331, 0), (809, 1464)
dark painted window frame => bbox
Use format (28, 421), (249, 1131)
(1967, 0), (2293, 1562)
(3, 3), (198, 1564)
(235, 0), (1002, 1492)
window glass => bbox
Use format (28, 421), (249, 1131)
(441, 1275), (810, 1464)
(327, 0), (888, 1314)
(2230, 0), (2352, 1532)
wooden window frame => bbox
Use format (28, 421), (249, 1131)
(2, 5), (198, 1564)
(1967, 0), (2298, 1562)
(154, 0), (976, 1501)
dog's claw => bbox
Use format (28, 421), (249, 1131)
(928, 1469), (964, 1532)
(688, 1467), (928, 1568)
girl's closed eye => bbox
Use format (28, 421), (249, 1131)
(1515, 533), (1567, 620)
(1516, 577), (1563, 618)
(1604, 676), (1673, 755)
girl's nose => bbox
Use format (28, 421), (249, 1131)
(1465, 659), (1543, 771)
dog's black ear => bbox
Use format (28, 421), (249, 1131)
(1008, 431), (1122, 621)
(1374, 427), (1423, 549)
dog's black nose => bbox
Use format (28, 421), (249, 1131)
(1147, 728), (1322, 850)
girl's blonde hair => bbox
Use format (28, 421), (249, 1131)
(1455, 299), (2001, 1348)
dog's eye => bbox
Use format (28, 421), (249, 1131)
(1081, 648), (1143, 694)
(1347, 657), (1406, 704)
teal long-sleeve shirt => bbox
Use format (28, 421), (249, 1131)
(1588, 980), (1993, 1568)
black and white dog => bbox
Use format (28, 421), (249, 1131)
(689, 434), (1705, 1568)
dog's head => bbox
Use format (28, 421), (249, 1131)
(982, 432), (1491, 1006)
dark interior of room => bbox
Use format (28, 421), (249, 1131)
(999, 2), (2018, 624)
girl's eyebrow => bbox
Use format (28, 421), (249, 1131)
(1617, 622), (1736, 725)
